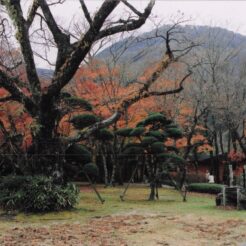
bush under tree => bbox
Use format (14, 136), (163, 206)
(0, 176), (79, 212)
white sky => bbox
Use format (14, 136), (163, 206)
(50, 1), (246, 35)
(22, 0), (246, 68)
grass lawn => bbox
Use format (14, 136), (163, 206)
(1, 185), (246, 245)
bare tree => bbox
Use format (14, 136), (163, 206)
(0, 1), (194, 177)
(188, 26), (246, 181)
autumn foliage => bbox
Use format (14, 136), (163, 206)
(1, 59), (213, 155)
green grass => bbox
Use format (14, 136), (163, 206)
(0, 185), (246, 233)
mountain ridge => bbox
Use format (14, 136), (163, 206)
(97, 25), (246, 77)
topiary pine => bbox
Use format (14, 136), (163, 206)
(120, 143), (144, 160)
(151, 142), (165, 154)
(70, 114), (99, 129)
(120, 145), (144, 162)
(136, 121), (145, 127)
(65, 144), (92, 164)
(157, 153), (185, 164)
(166, 128), (183, 139)
(82, 163), (99, 176)
(143, 113), (170, 126)
(120, 112), (186, 201)
(115, 128), (133, 137)
(141, 136), (159, 147)
(94, 128), (114, 141)
(130, 127), (145, 137)
(145, 130), (167, 141)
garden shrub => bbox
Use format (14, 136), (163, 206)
(187, 183), (224, 194)
(0, 176), (79, 212)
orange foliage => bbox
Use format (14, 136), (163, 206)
(70, 59), (213, 153)
(72, 60), (154, 128)
(0, 58), (212, 154)
(228, 151), (245, 162)
(0, 101), (33, 150)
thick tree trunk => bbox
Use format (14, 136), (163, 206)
(28, 98), (64, 178)
(37, 95), (59, 140)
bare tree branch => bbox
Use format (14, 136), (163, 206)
(2, 1), (41, 102)
(95, 0), (155, 41)
(0, 95), (13, 102)
(79, 0), (92, 25)
(46, 0), (155, 99)
(26, 0), (40, 28)
(37, 0), (72, 72)
(46, 0), (121, 97)
(148, 71), (192, 97)
(121, 0), (142, 17)
(0, 70), (37, 116)
(38, 0), (69, 46)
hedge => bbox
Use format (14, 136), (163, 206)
(187, 183), (224, 194)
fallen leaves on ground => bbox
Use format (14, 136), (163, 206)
(1, 213), (246, 246)
(0, 214), (145, 246)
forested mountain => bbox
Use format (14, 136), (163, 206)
(37, 68), (54, 79)
(97, 25), (246, 77)
(37, 25), (246, 81)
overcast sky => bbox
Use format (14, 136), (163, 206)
(49, 1), (246, 35)
(22, 0), (246, 68)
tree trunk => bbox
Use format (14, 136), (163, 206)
(101, 146), (109, 186)
(227, 130), (231, 153)
(213, 131), (220, 182)
(232, 129), (246, 156)
(110, 154), (116, 186)
(219, 129), (224, 155)
(28, 97), (64, 179)
(231, 130), (238, 153)
(148, 181), (156, 201)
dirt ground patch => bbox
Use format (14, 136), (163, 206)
(0, 214), (144, 246)
(1, 213), (246, 246)
(128, 213), (246, 246)
(1, 187), (246, 246)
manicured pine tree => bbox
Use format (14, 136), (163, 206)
(119, 112), (185, 201)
